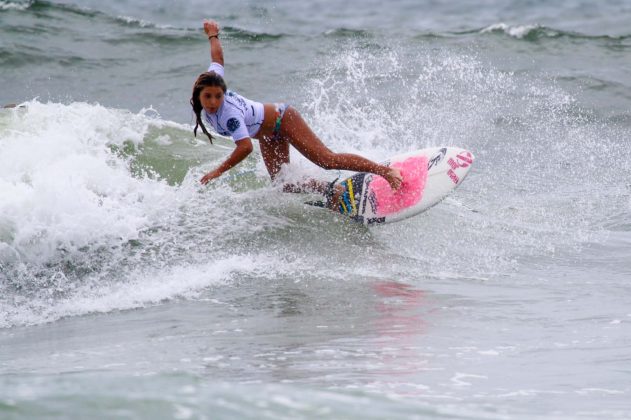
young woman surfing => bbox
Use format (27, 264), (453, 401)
(192, 20), (402, 209)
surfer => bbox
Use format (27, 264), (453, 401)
(192, 20), (402, 208)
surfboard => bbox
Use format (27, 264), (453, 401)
(317, 147), (474, 225)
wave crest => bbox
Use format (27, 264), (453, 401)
(0, 0), (32, 11)
(480, 23), (558, 39)
(478, 22), (631, 41)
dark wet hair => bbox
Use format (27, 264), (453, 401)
(190, 71), (227, 144)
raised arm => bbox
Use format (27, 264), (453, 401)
(203, 19), (224, 66)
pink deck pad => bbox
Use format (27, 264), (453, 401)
(370, 156), (429, 216)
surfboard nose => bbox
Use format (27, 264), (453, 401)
(444, 147), (475, 168)
(440, 147), (474, 188)
(455, 149), (475, 167)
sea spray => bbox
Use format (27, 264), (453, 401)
(1, 45), (629, 330)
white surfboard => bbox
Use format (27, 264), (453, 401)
(327, 147), (474, 225)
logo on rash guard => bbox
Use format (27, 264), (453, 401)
(226, 118), (241, 133)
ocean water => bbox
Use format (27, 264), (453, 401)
(1, 0), (631, 418)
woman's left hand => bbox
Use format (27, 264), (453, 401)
(203, 19), (220, 37)
(200, 168), (223, 185)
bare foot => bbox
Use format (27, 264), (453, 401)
(327, 184), (345, 211)
(384, 167), (403, 190)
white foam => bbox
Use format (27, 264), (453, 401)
(0, 252), (291, 328)
(1, 101), (317, 327)
(0, 101), (176, 263)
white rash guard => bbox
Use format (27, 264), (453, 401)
(201, 62), (265, 142)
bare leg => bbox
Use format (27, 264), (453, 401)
(278, 107), (402, 189)
(258, 106), (401, 210)
(258, 135), (290, 180)
(258, 136), (329, 194)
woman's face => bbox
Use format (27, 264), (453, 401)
(199, 86), (224, 114)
